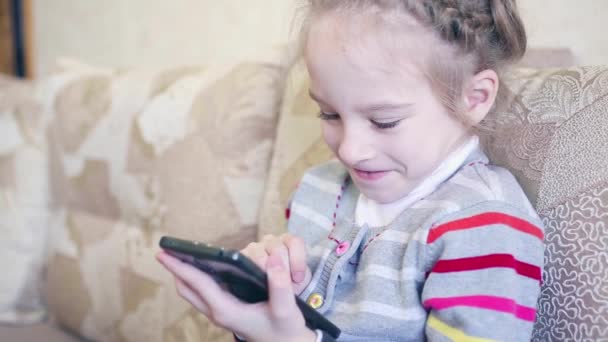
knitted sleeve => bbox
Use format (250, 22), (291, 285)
(421, 202), (544, 341)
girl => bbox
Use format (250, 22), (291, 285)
(157, 1), (544, 341)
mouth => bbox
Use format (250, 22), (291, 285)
(352, 168), (390, 181)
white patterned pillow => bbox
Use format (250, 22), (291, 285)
(0, 75), (47, 324)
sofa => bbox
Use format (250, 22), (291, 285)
(1, 49), (607, 342)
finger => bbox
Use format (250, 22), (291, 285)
(156, 252), (185, 276)
(292, 268), (312, 295)
(262, 235), (290, 271)
(281, 234), (308, 283)
(156, 251), (243, 321)
(156, 253), (212, 315)
(157, 252), (224, 300)
(158, 252), (270, 332)
(266, 253), (302, 327)
(241, 243), (269, 270)
(174, 278), (209, 315)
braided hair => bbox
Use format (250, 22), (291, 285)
(421, 0), (526, 69)
(300, 0), (527, 130)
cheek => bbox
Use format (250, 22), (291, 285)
(389, 142), (417, 166)
(383, 130), (436, 174)
(321, 123), (341, 153)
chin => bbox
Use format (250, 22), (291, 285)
(359, 188), (401, 204)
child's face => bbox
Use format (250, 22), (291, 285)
(305, 14), (471, 203)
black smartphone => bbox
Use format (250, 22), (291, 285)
(159, 236), (341, 339)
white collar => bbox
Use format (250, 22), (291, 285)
(355, 136), (480, 227)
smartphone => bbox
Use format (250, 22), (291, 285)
(159, 236), (341, 339)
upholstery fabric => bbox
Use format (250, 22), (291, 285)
(42, 59), (286, 341)
(258, 61), (333, 237)
(533, 183), (608, 341)
(492, 67), (608, 341)
(0, 75), (48, 324)
(258, 64), (608, 341)
(0, 320), (80, 342)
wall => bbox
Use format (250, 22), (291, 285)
(31, 0), (299, 76)
(518, 0), (608, 66)
(32, 0), (608, 77)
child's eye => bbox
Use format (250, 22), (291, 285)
(318, 112), (340, 120)
(371, 119), (402, 129)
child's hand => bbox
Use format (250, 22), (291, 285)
(241, 233), (312, 295)
(156, 251), (317, 342)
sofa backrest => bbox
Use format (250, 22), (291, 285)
(41, 58), (287, 342)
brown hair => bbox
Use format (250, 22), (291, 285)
(299, 0), (527, 131)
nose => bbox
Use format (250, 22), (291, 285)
(337, 125), (375, 166)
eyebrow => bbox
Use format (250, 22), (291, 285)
(309, 89), (413, 113)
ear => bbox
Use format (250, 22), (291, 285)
(462, 69), (499, 125)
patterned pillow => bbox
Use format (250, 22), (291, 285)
(43, 58), (287, 341)
(491, 67), (608, 341)
(0, 75), (47, 325)
(259, 64), (608, 341)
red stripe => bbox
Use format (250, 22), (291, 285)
(424, 295), (537, 322)
(430, 254), (541, 281)
(427, 212), (543, 244)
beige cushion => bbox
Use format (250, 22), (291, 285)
(259, 61), (332, 237)
(0, 75), (47, 324)
(43, 58), (287, 341)
(0, 320), (80, 342)
(259, 64), (608, 340)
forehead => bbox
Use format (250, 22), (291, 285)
(304, 10), (435, 73)
(305, 11), (431, 92)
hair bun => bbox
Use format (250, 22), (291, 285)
(425, 0), (494, 53)
(423, 0), (526, 66)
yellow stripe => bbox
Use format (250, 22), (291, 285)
(427, 314), (495, 342)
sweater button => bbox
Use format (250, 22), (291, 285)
(307, 293), (324, 309)
(335, 241), (350, 256)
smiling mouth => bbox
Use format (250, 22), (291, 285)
(353, 169), (389, 181)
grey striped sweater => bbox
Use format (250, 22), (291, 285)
(287, 150), (544, 341)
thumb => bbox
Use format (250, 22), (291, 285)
(266, 253), (300, 324)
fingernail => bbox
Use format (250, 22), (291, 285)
(293, 271), (305, 283)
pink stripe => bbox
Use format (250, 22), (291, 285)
(423, 295), (536, 322)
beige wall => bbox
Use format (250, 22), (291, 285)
(32, 0), (608, 76)
(32, 0), (299, 76)
(518, 0), (608, 66)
